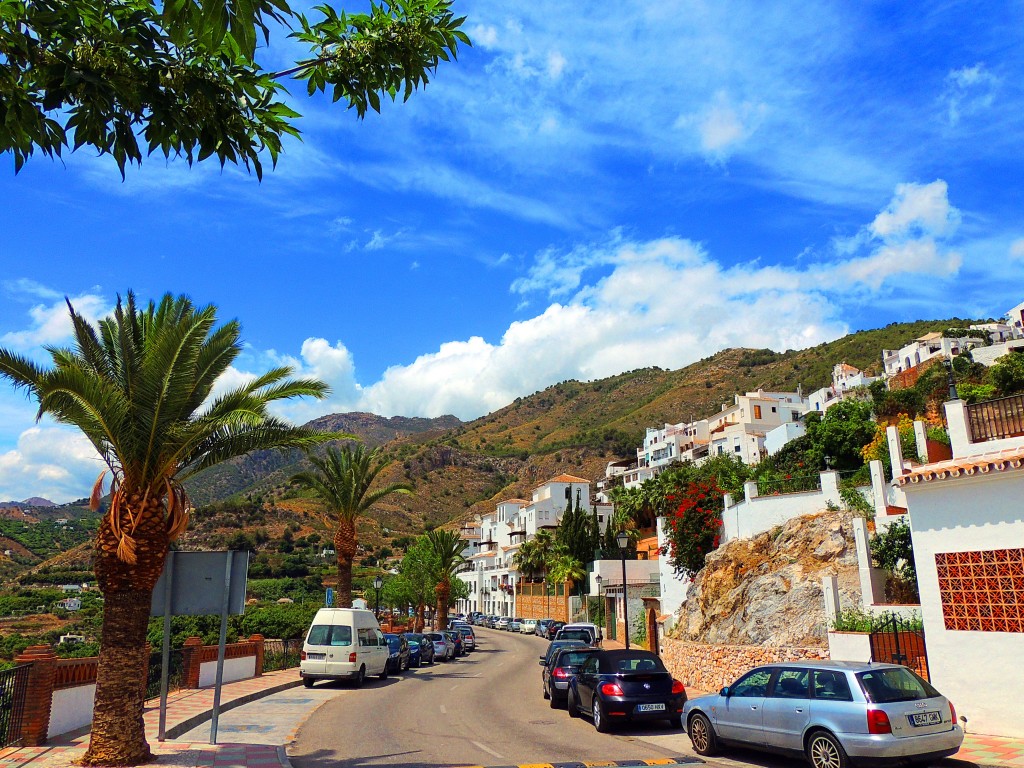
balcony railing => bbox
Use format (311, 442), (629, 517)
(967, 394), (1024, 443)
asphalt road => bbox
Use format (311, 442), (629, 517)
(288, 626), (698, 768)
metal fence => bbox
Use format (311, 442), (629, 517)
(0, 664), (30, 748)
(869, 613), (930, 682)
(756, 473), (822, 496)
(263, 639), (302, 672)
(146, 648), (185, 701)
(967, 394), (1024, 443)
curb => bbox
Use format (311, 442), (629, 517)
(162, 678), (305, 740)
(458, 759), (704, 768)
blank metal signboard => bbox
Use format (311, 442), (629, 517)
(149, 551), (248, 617)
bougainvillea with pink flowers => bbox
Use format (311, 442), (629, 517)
(661, 479), (725, 577)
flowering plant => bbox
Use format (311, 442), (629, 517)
(661, 479), (724, 578)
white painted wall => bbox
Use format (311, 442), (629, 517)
(48, 684), (95, 739)
(945, 399), (1024, 459)
(721, 472), (843, 542)
(827, 631), (872, 662)
(903, 470), (1024, 738)
(589, 559), (659, 593)
(198, 655), (256, 688)
(656, 516), (690, 621)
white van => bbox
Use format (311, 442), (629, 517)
(557, 622), (601, 646)
(300, 608), (389, 687)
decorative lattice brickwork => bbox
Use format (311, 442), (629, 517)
(935, 549), (1024, 632)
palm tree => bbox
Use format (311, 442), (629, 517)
(0, 292), (330, 766)
(291, 444), (412, 607)
(425, 529), (465, 628)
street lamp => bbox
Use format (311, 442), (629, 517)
(616, 531), (630, 650)
(373, 575), (383, 619)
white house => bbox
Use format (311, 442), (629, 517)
(456, 475), (605, 618)
(895, 394), (1024, 738)
(807, 363), (879, 414)
(706, 389), (808, 465)
(1006, 300), (1024, 338)
(882, 332), (983, 377)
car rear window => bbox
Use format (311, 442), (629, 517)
(306, 625), (353, 647)
(857, 667), (940, 703)
(559, 651), (598, 666)
(615, 656), (666, 672)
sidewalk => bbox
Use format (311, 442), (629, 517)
(0, 668), (303, 767)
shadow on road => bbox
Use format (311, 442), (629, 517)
(290, 748), (471, 768)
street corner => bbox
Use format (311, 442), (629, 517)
(458, 758), (705, 768)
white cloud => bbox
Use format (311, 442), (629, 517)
(0, 291), (112, 351)
(546, 51), (567, 80)
(943, 63), (999, 126)
(869, 180), (960, 240)
(0, 425), (102, 504)
(1010, 239), (1024, 262)
(684, 91), (767, 159)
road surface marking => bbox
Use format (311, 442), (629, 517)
(440, 704), (447, 714)
(451, 684), (460, 691)
(472, 741), (504, 759)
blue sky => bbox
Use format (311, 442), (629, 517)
(2, 1), (1024, 502)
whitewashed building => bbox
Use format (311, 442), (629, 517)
(807, 363), (879, 414)
(706, 389), (808, 465)
(894, 393), (1024, 737)
(882, 332), (983, 377)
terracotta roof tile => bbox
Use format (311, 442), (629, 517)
(896, 446), (1024, 486)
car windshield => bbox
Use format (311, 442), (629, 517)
(558, 650), (598, 667)
(306, 625), (353, 647)
(385, 636), (402, 650)
(405, 634), (424, 643)
(425, 633), (443, 641)
(857, 667), (940, 703)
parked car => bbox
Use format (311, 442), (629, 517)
(521, 619), (538, 634)
(444, 629), (465, 657)
(554, 627), (595, 644)
(544, 646), (600, 708)
(383, 633), (411, 673)
(301, 608), (389, 688)
(535, 619), (553, 637)
(454, 624), (476, 651)
(495, 616), (511, 630)
(561, 622), (600, 645)
(509, 617), (523, 632)
(425, 631), (455, 661)
(540, 638), (588, 669)
(402, 632), (434, 666)
(544, 621), (566, 640)
(683, 662), (964, 768)
(568, 649), (686, 732)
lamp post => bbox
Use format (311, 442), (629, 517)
(616, 531), (630, 650)
(943, 358), (960, 400)
(373, 575), (383, 620)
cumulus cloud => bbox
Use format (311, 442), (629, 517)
(0, 425), (102, 503)
(1010, 239), (1024, 262)
(682, 91), (767, 159)
(869, 180), (960, 240)
(0, 291), (112, 351)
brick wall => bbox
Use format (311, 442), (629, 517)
(659, 638), (828, 693)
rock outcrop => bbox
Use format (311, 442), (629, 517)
(673, 510), (862, 647)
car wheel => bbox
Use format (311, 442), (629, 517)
(549, 691), (561, 709)
(567, 688), (580, 718)
(303, 677), (315, 689)
(688, 712), (718, 756)
(593, 696), (610, 733)
(806, 730), (848, 768)
(353, 665), (366, 688)
(378, 662), (388, 680)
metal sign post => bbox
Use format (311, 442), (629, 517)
(157, 552), (175, 742)
(209, 551), (234, 745)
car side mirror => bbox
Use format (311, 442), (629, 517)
(720, 686), (731, 697)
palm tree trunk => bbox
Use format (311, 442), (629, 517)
(83, 496), (168, 766)
(435, 579), (450, 630)
(334, 517), (357, 608)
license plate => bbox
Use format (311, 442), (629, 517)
(636, 703), (666, 713)
(306, 653), (326, 660)
(909, 711), (941, 726)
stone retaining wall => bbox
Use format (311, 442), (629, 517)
(659, 638), (828, 693)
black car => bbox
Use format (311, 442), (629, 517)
(543, 646), (600, 708)
(567, 650), (686, 732)
(402, 632), (434, 666)
(539, 638), (587, 668)
(383, 633), (411, 673)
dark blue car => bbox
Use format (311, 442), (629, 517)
(402, 632), (435, 667)
(383, 633), (411, 673)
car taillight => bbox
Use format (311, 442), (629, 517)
(949, 701), (957, 724)
(349, 652), (357, 663)
(600, 682), (624, 696)
(867, 709), (892, 734)
(552, 667), (570, 679)
(300, 650), (307, 661)
(671, 679), (685, 695)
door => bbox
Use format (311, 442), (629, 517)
(763, 668), (810, 750)
(575, 656), (600, 713)
(715, 668), (771, 745)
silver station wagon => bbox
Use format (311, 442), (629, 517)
(683, 661), (963, 768)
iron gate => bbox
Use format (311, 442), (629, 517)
(0, 664), (30, 748)
(869, 613), (930, 681)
